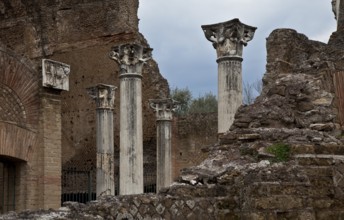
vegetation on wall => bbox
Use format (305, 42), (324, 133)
(266, 143), (291, 162)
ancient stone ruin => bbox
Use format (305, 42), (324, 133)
(1, 0), (344, 219)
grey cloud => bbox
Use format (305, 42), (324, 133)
(139, 0), (336, 97)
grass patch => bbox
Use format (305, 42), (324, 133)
(266, 143), (290, 162)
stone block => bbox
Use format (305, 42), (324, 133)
(312, 199), (334, 209)
(216, 211), (240, 220)
(302, 166), (333, 177)
(237, 133), (261, 141)
(296, 156), (336, 166)
(309, 176), (334, 188)
(309, 123), (335, 131)
(253, 196), (303, 210)
(241, 212), (266, 220)
(276, 210), (314, 220)
(290, 144), (315, 154)
(219, 133), (237, 144)
(315, 210), (341, 220)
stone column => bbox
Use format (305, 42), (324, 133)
(202, 19), (256, 134)
(87, 84), (116, 197)
(149, 98), (178, 192)
(110, 43), (152, 195)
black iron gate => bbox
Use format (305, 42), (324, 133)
(61, 168), (96, 204)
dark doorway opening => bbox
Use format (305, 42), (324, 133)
(0, 160), (16, 214)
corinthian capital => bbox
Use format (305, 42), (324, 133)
(149, 98), (179, 121)
(87, 84), (117, 109)
(109, 43), (153, 75)
(202, 18), (257, 58)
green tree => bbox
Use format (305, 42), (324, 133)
(170, 87), (218, 116)
(189, 92), (217, 113)
(170, 87), (192, 116)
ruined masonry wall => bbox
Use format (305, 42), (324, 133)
(0, 0), (169, 210)
(172, 113), (217, 179)
(3, 154), (344, 219)
(0, 0), (169, 173)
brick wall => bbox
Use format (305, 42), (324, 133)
(0, 45), (63, 212)
(39, 92), (62, 209)
(172, 113), (218, 179)
(0, 0), (169, 202)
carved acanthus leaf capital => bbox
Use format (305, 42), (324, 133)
(202, 18), (257, 58)
(42, 59), (70, 91)
(109, 43), (153, 75)
(87, 84), (117, 109)
(149, 98), (179, 121)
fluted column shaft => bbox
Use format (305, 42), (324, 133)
(149, 99), (178, 192)
(120, 73), (143, 195)
(217, 56), (243, 133)
(87, 84), (116, 197)
(110, 43), (152, 195)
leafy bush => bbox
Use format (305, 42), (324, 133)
(170, 87), (217, 116)
(189, 92), (217, 114)
(170, 87), (192, 116)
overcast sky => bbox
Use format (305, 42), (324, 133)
(138, 0), (337, 97)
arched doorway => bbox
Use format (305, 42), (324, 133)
(0, 46), (40, 212)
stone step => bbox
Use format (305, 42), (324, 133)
(298, 165), (333, 177)
(248, 181), (334, 199)
(293, 154), (344, 166)
(290, 144), (344, 155)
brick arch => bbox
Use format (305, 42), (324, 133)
(0, 47), (39, 129)
(0, 46), (40, 161)
(0, 83), (27, 126)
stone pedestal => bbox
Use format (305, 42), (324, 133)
(110, 43), (152, 195)
(87, 84), (116, 197)
(149, 98), (178, 192)
(202, 19), (256, 134)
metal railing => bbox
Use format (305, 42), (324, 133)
(62, 161), (157, 204)
(61, 168), (96, 204)
(144, 163), (156, 193)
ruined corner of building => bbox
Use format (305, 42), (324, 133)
(2, 0), (344, 219)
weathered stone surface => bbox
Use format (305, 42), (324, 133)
(87, 84), (116, 197)
(4, 1), (344, 219)
(42, 59), (70, 91)
(172, 113), (217, 178)
(0, 0), (169, 212)
(111, 43), (151, 195)
(150, 99), (178, 191)
(309, 123), (335, 131)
